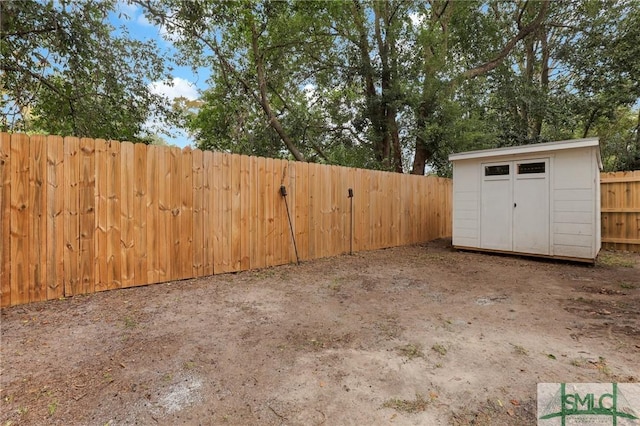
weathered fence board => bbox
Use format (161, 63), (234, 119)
(78, 138), (95, 295)
(47, 136), (65, 300)
(134, 142), (148, 286)
(10, 134), (29, 304)
(30, 135), (47, 302)
(107, 140), (121, 290)
(0, 134), (10, 307)
(192, 149), (204, 277)
(202, 150), (215, 276)
(601, 170), (640, 252)
(0, 133), (454, 307)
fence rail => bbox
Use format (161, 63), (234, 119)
(601, 170), (640, 252)
(0, 133), (452, 307)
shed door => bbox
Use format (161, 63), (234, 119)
(513, 159), (549, 254)
(480, 163), (513, 251)
(480, 159), (550, 254)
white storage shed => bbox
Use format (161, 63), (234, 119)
(448, 138), (602, 262)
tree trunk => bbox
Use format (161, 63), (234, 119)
(582, 108), (599, 138)
(636, 109), (640, 145)
(532, 27), (550, 139)
(375, 1), (403, 172)
(411, 0), (449, 175)
(388, 111), (403, 172)
(411, 142), (431, 175)
(353, 0), (386, 164)
(250, 19), (305, 161)
(411, 91), (437, 175)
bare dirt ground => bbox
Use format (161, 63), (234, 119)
(1, 239), (639, 426)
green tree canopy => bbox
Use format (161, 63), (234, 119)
(1, 0), (171, 142)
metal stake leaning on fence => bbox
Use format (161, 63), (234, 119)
(279, 185), (300, 265)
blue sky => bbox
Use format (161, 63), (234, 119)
(110, 2), (209, 148)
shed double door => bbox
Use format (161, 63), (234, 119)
(480, 159), (549, 255)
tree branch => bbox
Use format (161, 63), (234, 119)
(1, 26), (57, 37)
(516, 0), (529, 30)
(0, 63), (66, 97)
(249, 18), (305, 161)
(461, 0), (549, 80)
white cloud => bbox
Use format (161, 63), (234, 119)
(149, 77), (199, 101)
(159, 24), (182, 43)
(409, 12), (425, 27)
(136, 14), (154, 27)
(303, 83), (316, 100)
(116, 1), (140, 19)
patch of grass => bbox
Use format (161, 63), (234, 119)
(620, 282), (636, 289)
(571, 357), (588, 367)
(375, 316), (404, 340)
(598, 253), (635, 268)
(183, 361), (196, 370)
(122, 316), (137, 329)
(396, 343), (425, 360)
(436, 315), (455, 332)
(308, 337), (325, 348)
(571, 356), (613, 376)
(431, 343), (447, 356)
(595, 356), (613, 377)
(511, 344), (528, 356)
(17, 406), (28, 415)
(252, 269), (276, 280)
(103, 372), (114, 383)
(48, 400), (57, 416)
(383, 393), (431, 413)
(39, 387), (54, 398)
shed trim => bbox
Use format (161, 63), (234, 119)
(449, 138), (601, 167)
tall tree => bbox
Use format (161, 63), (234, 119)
(138, 0), (319, 160)
(139, 0), (637, 174)
(481, 0), (640, 169)
(1, 0), (170, 141)
(409, 0), (550, 174)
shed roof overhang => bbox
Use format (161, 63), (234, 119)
(448, 137), (602, 170)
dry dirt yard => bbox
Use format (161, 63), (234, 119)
(1, 239), (639, 426)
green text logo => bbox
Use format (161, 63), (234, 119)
(538, 383), (639, 425)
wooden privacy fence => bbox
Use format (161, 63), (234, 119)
(0, 133), (452, 307)
(601, 170), (640, 252)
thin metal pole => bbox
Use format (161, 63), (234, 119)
(348, 188), (354, 255)
(280, 185), (300, 264)
(350, 196), (353, 255)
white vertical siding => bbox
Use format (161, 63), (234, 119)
(551, 148), (596, 259)
(594, 151), (602, 252)
(452, 160), (480, 247)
